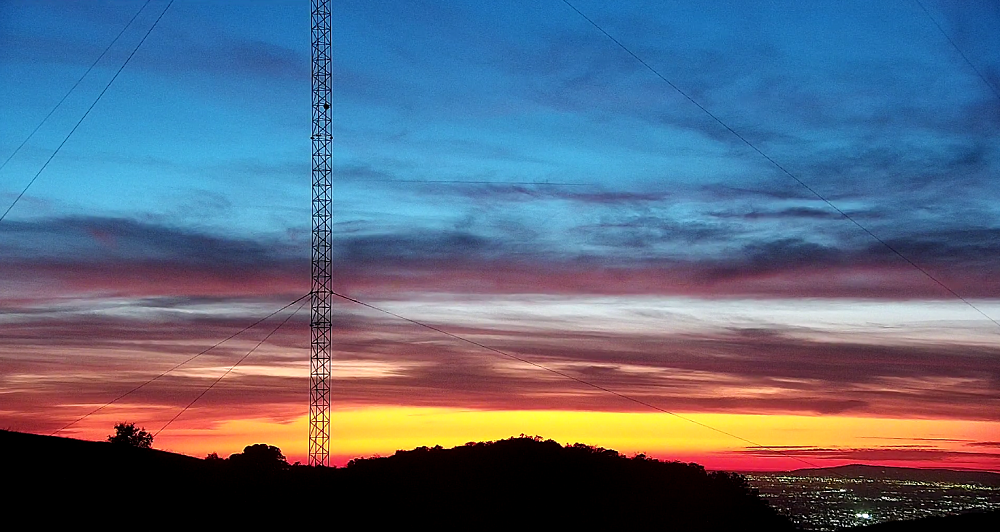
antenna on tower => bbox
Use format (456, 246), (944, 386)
(309, 0), (333, 467)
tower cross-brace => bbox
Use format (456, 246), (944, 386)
(309, 0), (333, 467)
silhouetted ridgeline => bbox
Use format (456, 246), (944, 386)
(789, 464), (1000, 487)
(336, 436), (793, 528)
(2, 429), (792, 528)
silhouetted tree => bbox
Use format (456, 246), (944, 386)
(107, 422), (153, 448)
(228, 444), (289, 472)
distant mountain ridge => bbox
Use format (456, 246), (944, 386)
(783, 464), (1000, 487)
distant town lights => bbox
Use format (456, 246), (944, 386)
(855, 512), (872, 520)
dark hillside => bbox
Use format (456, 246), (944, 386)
(2, 429), (214, 511)
(329, 436), (792, 529)
(2, 428), (205, 483)
(3, 430), (791, 528)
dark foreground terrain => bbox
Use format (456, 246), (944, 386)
(3, 429), (997, 529)
(3, 430), (787, 528)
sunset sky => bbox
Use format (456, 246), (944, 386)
(2, 0), (999, 470)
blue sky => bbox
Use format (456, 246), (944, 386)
(2, 0), (999, 467)
(4, 0), (997, 244)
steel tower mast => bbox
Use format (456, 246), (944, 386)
(309, 0), (333, 467)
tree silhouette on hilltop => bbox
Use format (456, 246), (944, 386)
(107, 422), (153, 448)
(227, 443), (289, 472)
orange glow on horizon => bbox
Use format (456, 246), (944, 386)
(139, 407), (1000, 472)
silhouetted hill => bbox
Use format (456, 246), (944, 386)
(333, 436), (794, 528)
(2, 429), (217, 515)
(788, 464), (1000, 487)
(2, 430), (790, 528)
(1, 428), (206, 486)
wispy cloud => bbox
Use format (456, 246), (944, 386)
(6, 216), (1000, 300)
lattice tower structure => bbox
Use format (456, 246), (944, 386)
(309, 0), (333, 467)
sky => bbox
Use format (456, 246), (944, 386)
(1, 0), (999, 470)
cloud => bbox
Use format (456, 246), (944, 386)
(714, 207), (872, 221)
(6, 215), (1000, 301)
(4, 293), (998, 437)
(1, 216), (305, 299)
(422, 184), (672, 206)
(3, 2), (308, 83)
(967, 441), (1000, 449)
(574, 214), (730, 250)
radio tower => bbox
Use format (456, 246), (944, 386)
(309, 0), (333, 467)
